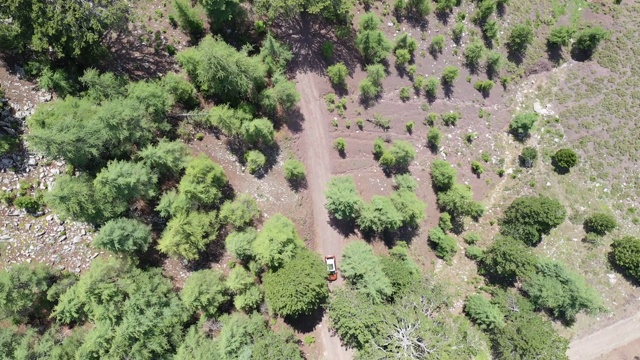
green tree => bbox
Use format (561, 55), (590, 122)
(225, 228), (257, 261)
(547, 25), (575, 47)
(157, 211), (219, 261)
(0, 264), (57, 324)
(241, 118), (275, 147)
(80, 69), (127, 102)
(486, 50), (503, 75)
(341, 241), (393, 304)
(380, 243), (421, 295)
(431, 160), (457, 191)
(259, 33), (293, 75)
(390, 190), (426, 228)
(551, 148), (578, 172)
(519, 146), (538, 168)
(427, 127), (442, 151)
(181, 269), (229, 318)
(177, 35), (266, 103)
(394, 33), (418, 54)
(244, 150), (267, 175)
(611, 236), (640, 281)
(138, 139), (190, 179)
(357, 195), (404, 233)
(263, 248), (328, 317)
(479, 236), (538, 285)
(215, 312), (264, 359)
(174, 326), (218, 360)
(251, 329), (303, 360)
(583, 213), (617, 235)
(162, 72), (199, 109)
(325, 176), (363, 221)
(405, 0), (431, 17)
(428, 226), (457, 262)
(509, 112), (537, 140)
(522, 259), (604, 322)
(437, 183), (484, 219)
(493, 312), (569, 360)
(483, 19), (499, 41)
(507, 24), (534, 54)
(283, 158), (306, 184)
(178, 155), (228, 209)
(206, 104), (252, 137)
(199, 0), (242, 31)
(252, 214), (303, 269)
(219, 194), (260, 229)
(429, 35), (445, 55)
(464, 40), (485, 68)
(327, 287), (384, 349)
(395, 49), (411, 66)
(327, 62), (349, 88)
(441, 66), (459, 84)
(573, 26), (609, 54)
(46, 175), (101, 224)
(423, 77), (439, 97)
(172, 0), (205, 40)
(500, 195), (566, 245)
(356, 14), (392, 64)
(254, 0), (352, 23)
(394, 174), (417, 192)
(259, 75), (300, 113)
(464, 294), (505, 330)
(93, 218), (152, 254)
(386, 140), (415, 170)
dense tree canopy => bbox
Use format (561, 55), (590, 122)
(493, 312), (569, 360)
(500, 195), (566, 246)
(479, 236), (539, 285)
(93, 218), (153, 254)
(328, 287), (384, 349)
(0, 264), (58, 324)
(157, 211), (219, 261)
(341, 241), (393, 304)
(181, 269), (229, 318)
(252, 214), (303, 269)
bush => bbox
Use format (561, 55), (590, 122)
(471, 161), (484, 175)
(452, 23), (465, 43)
(483, 19), (499, 41)
(321, 41), (334, 59)
(356, 14), (392, 64)
(473, 0), (496, 23)
(583, 213), (617, 235)
(441, 66), (459, 84)
(611, 236), (640, 281)
(385, 140), (416, 170)
(325, 176), (363, 221)
(473, 80), (494, 94)
(359, 79), (380, 100)
(479, 236), (538, 285)
(439, 212), (453, 232)
(519, 147), (538, 168)
(547, 25), (575, 47)
(399, 87), (411, 101)
(373, 137), (386, 159)
(394, 33), (418, 54)
(509, 112), (537, 140)
(427, 127), (442, 151)
(93, 218), (152, 254)
(429, 227), (457, 263)
(430, 160), (457, 191)
(219, 194), (260, 229)
(244, 150), (267, 174)
(463, 232), (481, 244)
(464, 294), (505, 330)
(465, 246), (484, 260)
(464, 40), (485, 67)
(13, 195), (43, 214)
(423, 77), (439, 97)
(283, 159), (306, 184)
(429, 35), (445, 54)
(334, 138), (346, 153)
(395, 49), (411, 66)
(326, 63), (348, 88)
(486, 51), (503, 75)
(366, 64), (386, 86)
(507, 24), (534, 53)
(441, 111), (461, 126)
(573, 26), (609, 54)
(437, 184), (485, 220)
(172, 0), (205, 41)
(500, 195), (566, 246)
(551, 148), (578, 172)
(394, 174), (417, 192)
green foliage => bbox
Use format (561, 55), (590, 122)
(138, 140), (190, 179)
(509, 112), (537, 140)
(382, 140), (415, 171)
(493, 312), (569, 360)
(437, 184), (484, 219)
(464, 40), (485, 67)
(325, 176), (363, 221)
(263, 248), (328, 317)
(427, 127), (442, 151)
(465, 245), (484, 260)
(334, 137), (347, 153)
(471, 160), (484, 175)
(389, 190), (427, 228)
(480, 236), (538, 285)
(464, 232), (481, 244)
(395, 49), (411, 66)
(373, 137), (386, 159)
(573, 26), (609, 54)
(260, 33), (293, 75)
(178, 155), (228, 210)
(523, 259), (604, 322)
(583, 213), (616, 235)
(473, 79), (494, 94)
(207, 104), (252, 137)
(464, 294), (505, 330)
(486, 50), (503, 75)
(394, 174), (417, 192)
(242, 118), (275, 147)
(327, 287), (384, 349)
(46, 174), (102, 224)
(356, 14), (392, 64)
(404, 0), (431, 17)
(357, 195), (404, 233)
(0, 0), (128, 62)
(177, 35), (266, 103)
(326, 62), (349, 88)
(225, 228), (257, 261)
(500, 195), (566, 246)
(13, 195), (43, 214)
(399, 87), (411, 101)
(483, 19), (499, 41)
(254, 0), (352, 23)
(172, 0), (205, 40)
(158, 211), (219, 261)
(80, 68), (126, 101)
(200, 0), (242, 31)
(162, 72), (199, 109)
(507, 24), (534, 53)
(429, 226), (458, 262)
(0, 264), (57, 324)
(38, 67), (76, 97)
(93, 218), (152, 254)
(452, 23), (465, 43)
(519, 146), (538, 168)
(244, 150), (267, 174)
(441, 111), (461, 126)
(547, 25), (575, 47)
(341, 241), (393, 303)
(259, 74), (300, 113)
(430, 159), (457, 191)
(551, 148), (578, 172)
(283, 158), (306, 184)
(439, 212), (453, 232)
(219, 194), (260, 229)
(380, 243), (420, 294)
(394, 33), (418, 54)
(423, 77), (439, 97)
(441, 66), (460, 84)
(181, 269), (229, 318)
(366, 63), (386, 86)
(252, 214), (303, 269)
(251, 329), (303, 360)
(611, 236), (640, 281)
(216, 312), (265, 359)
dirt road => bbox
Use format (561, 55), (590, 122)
(567, 312), (640, 359)
(297, 72), (353, 360)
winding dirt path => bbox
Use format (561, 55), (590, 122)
(297, 72), (353, 360)
(567, 312), (640, 359)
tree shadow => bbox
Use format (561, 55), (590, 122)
(546, 44), (564, 65)
(284, 306), (325, 333)
(435, 10), (452, 25)
(287, 177), (308, 192)
(497, 3), (507, 17)
(570, 46), (595, 62)
(186, 237), (227, 271)
(507, 49), (526, 66)
(442, 83), (454, 98)
(328, 217), (357, 237)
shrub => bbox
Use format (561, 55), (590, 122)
(547, 25), (575, 47)
(219, 194), (260, 229)
(473, 0), (496, 23)
(372, 113), (391, 130)
(551, 148), (578, 172)
(181, 269), (229, 318)
(427, 127), (442, 151)
(464, 40), (485, 67)
(480, 236), (538, 285)
(385, 140), (415, 170)
(373, 137), (386, 159)
(437, 184), (485, 220)
(322, 41), (334, 59)
(423, 77), (439, 97)
(507, 24), (534, 53)
(486, 51), (503, 75)
(439, 212), (453, 232)
(519, 147), (538, 168)
(471, 161), (484, 175)
(395, 49), (411, 66)
(483, 19), (499, 41)
(464, 294), (505, 330)
(441, 111), (461, 126)
(611, 236), (640, 281)
(452, 23), (465, 43)
(334, 138), (346, 153)
(245, 150), (266, 174)
(583, 213), (617, 235)
(359, 79), (380, 99)
(172, 0), (205, 41)
(394, 33), (418, 54)
(573, 26), (609, 54)
(399, 87), (411, 102)
(509, 112), (538, 140)
(366, 64), (386, 86)
(430, 35), (445, 54)
(429, 227), (457, 263)
(325, 176), (363, 221)
(441, 66), (459, 84)
(405, 121), (414, 133)
(500, 196), (566, 246)
(356, 14), (392, 64)
(407, 65), (417, 77)
(425, 112), (438, 126)
(464, 232), (481, 245)
(465, 246), (484, 260)
(473, 80), (494, 94)
(283, 159), (306, 184)
(430, 160), (457, 191)
(13, 196), (43, 214)
(394, 174), (417, 192)
(326, 63), (349, 88)
(404, 0), (431, 17)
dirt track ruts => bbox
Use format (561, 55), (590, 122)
(297, 72), (353, 360)
(567, 312), (640, 359)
